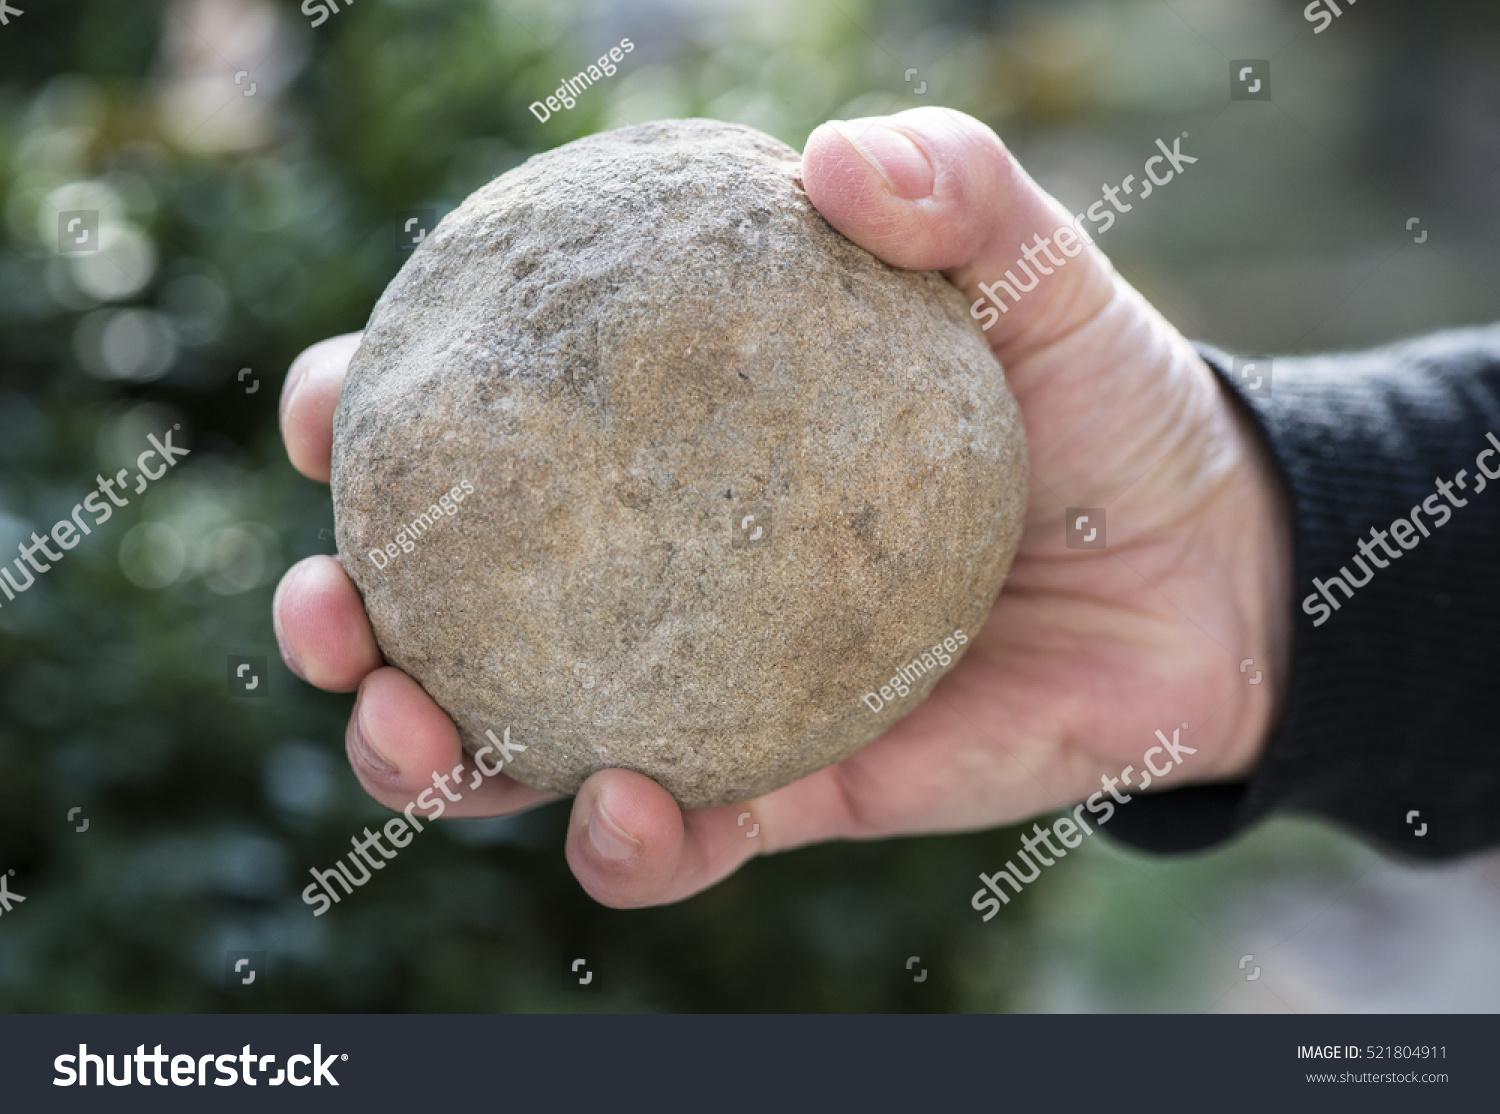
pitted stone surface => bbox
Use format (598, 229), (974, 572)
(332, 119), (1027, 807)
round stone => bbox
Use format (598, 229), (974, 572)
(331, 119), (1027, 808)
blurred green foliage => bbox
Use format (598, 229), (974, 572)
(1, 0), (1497, 1011)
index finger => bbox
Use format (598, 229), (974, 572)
(279, 331), (363, 483)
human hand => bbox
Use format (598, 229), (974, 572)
(274, 106), (1290, 909)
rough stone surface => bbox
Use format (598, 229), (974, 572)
(332, 119), (1027, 808)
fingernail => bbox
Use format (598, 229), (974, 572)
(832, 120), (934, 200)
(279, 358), (309, 427)
(271, 566), (306, 681)
(587, 796), (640, 862)
(352, 700), (399, 778)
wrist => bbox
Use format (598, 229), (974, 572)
(1212, 372), (1293, 781)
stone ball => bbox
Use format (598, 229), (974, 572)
(331, 119), (1027, 808)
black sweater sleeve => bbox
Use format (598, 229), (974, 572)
(1106, 326), (1500, 859)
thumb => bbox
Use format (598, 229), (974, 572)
(802, 107), (1242, 547)
(801, 107), (1119, 368)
